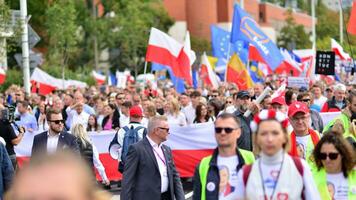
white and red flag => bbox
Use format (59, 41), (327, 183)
(0, 68), (6, 84)
(331, 38), (351, 61)
(92, 71), (106, 85)
(200, 52), (219, 89)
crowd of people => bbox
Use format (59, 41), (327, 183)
(0, 77), (354, 199)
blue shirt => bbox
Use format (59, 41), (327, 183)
(16, 112), (38, 132)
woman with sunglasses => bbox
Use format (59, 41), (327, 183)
(312, 130), (355, 200)
(235, 109), (321, 200)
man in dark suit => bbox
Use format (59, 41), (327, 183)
(121, 116), (184, 200)
(31, 108), (79, 157)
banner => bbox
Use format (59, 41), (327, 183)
(15, 123), (216, 180)
(315, 51), (335, 75)
(287, 77), (309, 89)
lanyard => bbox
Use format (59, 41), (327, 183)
(258, 153), (285, 200)
(152, 146), (166, 166)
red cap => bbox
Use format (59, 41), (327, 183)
(129, 106), (143, 117)
(271, 96), (286, 106)
(288, 101), (310, 117)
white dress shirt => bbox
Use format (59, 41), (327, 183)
(69, 110), (90, 129)
(147, 135), (169, 193)
(47, 132), (60, 154)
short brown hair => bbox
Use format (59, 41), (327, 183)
(46, 108), (62, 121)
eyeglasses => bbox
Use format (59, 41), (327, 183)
(215, 127), (238, 134)
(158, 127), (169, 132)
(301, 99), (311, 103)
(116, 97), (124, 100)
(319, 152), (339, 160)
(49, 120), (64, 124)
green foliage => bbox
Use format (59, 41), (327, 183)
(191, 36), (211, 54)
(45, 0), (79, 67)
(277, 9), (311, 50)
(0, 68), (24, 92)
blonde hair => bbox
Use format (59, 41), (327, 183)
(71, 124), (91, 148)
(169, 98), (180, 116)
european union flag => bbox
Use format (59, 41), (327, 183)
(211, 25), (249, 64)
(151, 62), (185, 93)
(231, 4), (283, 71)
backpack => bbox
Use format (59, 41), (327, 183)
(242, 156), (305, 199)
(118, 125), (147, 173)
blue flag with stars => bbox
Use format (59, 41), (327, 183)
(211, 25), (249, 64)
(230, 4), (283, 70)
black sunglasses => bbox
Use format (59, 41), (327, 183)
(215, 127), (238, 134)
(226, 101), (233, 104)
(319, 152), (339, 160)
(158, 127), (169, 132)
(301, 99), (311, 102)
(50, 120), (64, 124)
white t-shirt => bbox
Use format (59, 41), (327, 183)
(182, 103), (195, 125)
(217, 155), (239, 200)
(167, 112), (187, 126)
(326, 173), (349, 200)
(296, 135), (310, 159)
(313, 96), (327, 108)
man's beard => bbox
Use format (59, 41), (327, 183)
(239, 104), (249, 113)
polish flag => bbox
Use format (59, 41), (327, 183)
(249, 45), (266, 63)
(331, 38), (351, 61)
(92, 71), (106, 85)
(30, 68), (59, 95)
(275, 49), (302, 76)
(146, 28), (184, 80)
(0, 68), (6, 84)
(200, 52), (219, 89)
(178, 31), (196, 85)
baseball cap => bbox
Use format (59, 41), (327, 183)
(271, 96), (286, 106)
(288, 101), (310, 118)
(236, 91), (250, 99)
(129, 106), (143, 117)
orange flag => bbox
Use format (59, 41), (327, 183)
(226, 54), (254, 90)
(347, 1), (356, 35)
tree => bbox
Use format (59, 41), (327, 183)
(277, 9), (311, 50)
(45, 0), (79, 67)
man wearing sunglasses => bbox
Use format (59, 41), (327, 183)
(297, 92), (324, 133)
(31, 108), (79, 157)
(193, 113), (254, 200)
(121, 116), (184, 200)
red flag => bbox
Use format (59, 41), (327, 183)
(226, 54), (254, 90)
(0, 68), (5, 84)
(347, 1), (356, 35)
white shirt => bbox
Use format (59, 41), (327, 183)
(70, 110), (90, 129)
(147, 135), (169, 193)
(119, 114), (130, 128)
(182, 103), (196, 125)
(47, 132), (60, 154)
(313, 95), (327, 108)
(217, 155), (240, 200)
(167, 112), (187, 126)
(296, 135), (310, 159)
(326, 172), (349, 200)
(92, 144), (109, 182)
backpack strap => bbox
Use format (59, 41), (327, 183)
(134, 126), (147, 137)
(123, 126), (129, 132)
(291, 156), (305, 200)
(242, 164), (253, 186)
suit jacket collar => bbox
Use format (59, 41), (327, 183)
(142, 137), (159, 170)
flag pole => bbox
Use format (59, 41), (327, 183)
(225, 42), (231, 82)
